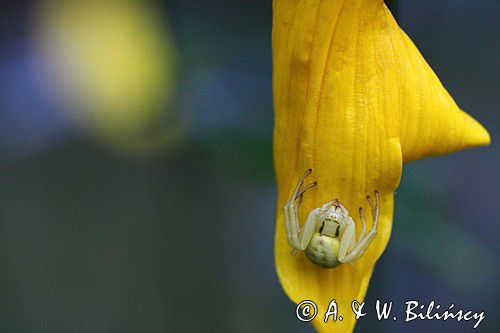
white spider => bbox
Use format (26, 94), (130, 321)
(283, 169), (379, 268)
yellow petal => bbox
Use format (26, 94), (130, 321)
(272, 1), (489, 332)
(388, 16), (490, 161)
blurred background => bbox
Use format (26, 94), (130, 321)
(0, 0), (497, 332)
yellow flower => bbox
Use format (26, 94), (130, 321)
(272, 1), (490, 332)
(35, 0), (180, 156)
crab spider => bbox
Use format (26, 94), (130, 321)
(283, 169), (379, 268)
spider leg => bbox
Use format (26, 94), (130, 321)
(300, 209), (319, 249)
(337, 217), (356, 261)
(291, 168), (312, 199)
(283, 169), (317, 250)
(347, 217), (357, 251)
(358, 207), (367, 240)
(338, 191), (380, 263)
(285, 202), (318, 251)
(366, 191), (379, 226)
(295, 182), (317, 202)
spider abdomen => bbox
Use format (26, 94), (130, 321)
(304, 233), (341, 268)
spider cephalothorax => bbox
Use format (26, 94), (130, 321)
(283, 169), (379, 268)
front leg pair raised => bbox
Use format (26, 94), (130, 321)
(283, 169), (317, 250)
(338, 192), (379, 263)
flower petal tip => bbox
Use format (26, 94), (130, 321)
(462, 112), (491, 147)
